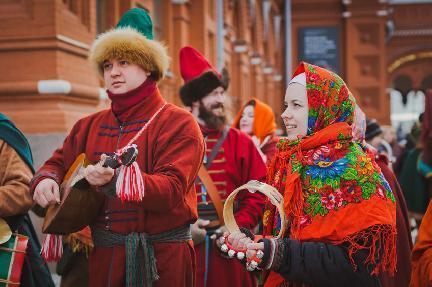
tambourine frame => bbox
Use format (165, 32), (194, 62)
(223, 180), (286, 239)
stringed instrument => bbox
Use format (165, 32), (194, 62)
(42, 146), (138, 234)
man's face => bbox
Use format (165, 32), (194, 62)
(197, 86), (226, 129)
(200, 87), (226, 117)
(103, 59), (149, 94)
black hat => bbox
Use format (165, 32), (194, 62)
(365, 119), (383, 141)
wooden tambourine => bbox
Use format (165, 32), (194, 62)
(223, 180), (286, 239)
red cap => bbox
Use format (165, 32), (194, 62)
(179, 46), (221, 83)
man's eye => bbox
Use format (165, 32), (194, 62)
(119, 60), (128, 65)
(103, 63), (112, 70)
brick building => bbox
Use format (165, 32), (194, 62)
(0, 0), (431, 167)
(0, 0), (286, 167)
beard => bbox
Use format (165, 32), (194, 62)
(199, 101), (227, 130)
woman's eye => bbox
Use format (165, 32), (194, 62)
(119, 60), (128, 65)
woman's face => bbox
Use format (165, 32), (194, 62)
(281, 83), (309, 141)
(239, 105), (254, 135)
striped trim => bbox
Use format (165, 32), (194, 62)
(206, 148), (224, 153)
(198, 198), (227, 205)
(207, 169), (225, 174)
(196, 181), (227, 186)
(0, 234), (28, 286)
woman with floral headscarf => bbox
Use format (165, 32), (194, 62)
(233, 98), (278, 164)
(225, 62), (397, 287)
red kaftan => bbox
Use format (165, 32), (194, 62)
(31, 88), (204, 287)
(195, 126), (267, 287)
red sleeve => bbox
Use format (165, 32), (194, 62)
(140, 115), (205, 212)
(261, 136), (279, 164)
(234, 132), (267, 229)
(30, 118), (90, 193)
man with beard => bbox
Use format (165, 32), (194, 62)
(179, 46), (267, 287)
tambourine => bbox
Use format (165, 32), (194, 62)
(221, 180), (286, 271)
(223, 180), (286, 239)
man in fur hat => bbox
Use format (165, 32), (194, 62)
(179, 46), (267, 287)
(31, 8), (204, 287)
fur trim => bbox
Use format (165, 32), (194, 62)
(88, 27), (170, 82)
(180, 71), (229, 106)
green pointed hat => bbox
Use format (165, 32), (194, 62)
(89, 8), (169, 82)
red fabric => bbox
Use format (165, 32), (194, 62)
(198, 125), (267, 228)
(9, 234), (28, 284)
(195, 242), (255, 287)
(375, 154), (413, 287)
(89, 240), (196, 287)
(179, 46), (220, 83)
(195, 125), (267, 287)
(261, 135), (279, 164)
(32, 87), (204, 286)
(107, 78), (156, 118)
(411, 200), (432, 287)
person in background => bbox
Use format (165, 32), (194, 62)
(0, 113), (54, 287)
(399, 115), (429, 230)
(178, 45), (267, 287)
(366, 119), (394, 167)
(353, 106), (413, 287)
(382, 125), (401, 164)
(232, 98), (279, 164)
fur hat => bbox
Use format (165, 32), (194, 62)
(88, 8), (170, 82)
(179, 46), (229, 106)
(365, 119), (383, 141)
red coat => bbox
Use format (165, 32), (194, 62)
(375, 154), (413, 287)
(196, 126), (267, 287)
(32, 89), (204, 287)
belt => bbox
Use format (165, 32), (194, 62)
(92, 225), (192, 287)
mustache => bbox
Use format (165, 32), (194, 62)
(210, 103), (224, 109)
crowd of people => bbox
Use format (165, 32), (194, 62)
(1, 7), (431, 287)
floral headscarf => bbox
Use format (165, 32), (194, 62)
(263, 63), (396, 284)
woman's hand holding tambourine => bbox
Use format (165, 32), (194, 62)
(219, 180), (285, 271)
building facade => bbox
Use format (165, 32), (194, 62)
(0, 0), (286, 167)
(1, 0), (431, 168)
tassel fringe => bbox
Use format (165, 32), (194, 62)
(41, 234), (63, 262)
(116, 161), (145, 202)
(336, 224), (397, 275)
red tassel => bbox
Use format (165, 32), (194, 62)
(116, 161), (145, 201)
(41, 234), (63, 262)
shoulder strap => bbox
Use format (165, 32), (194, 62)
(205, 125), (230, 169)
(198, 166), (225, 226)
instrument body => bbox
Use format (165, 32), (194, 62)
(43, 154), (105, 234)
